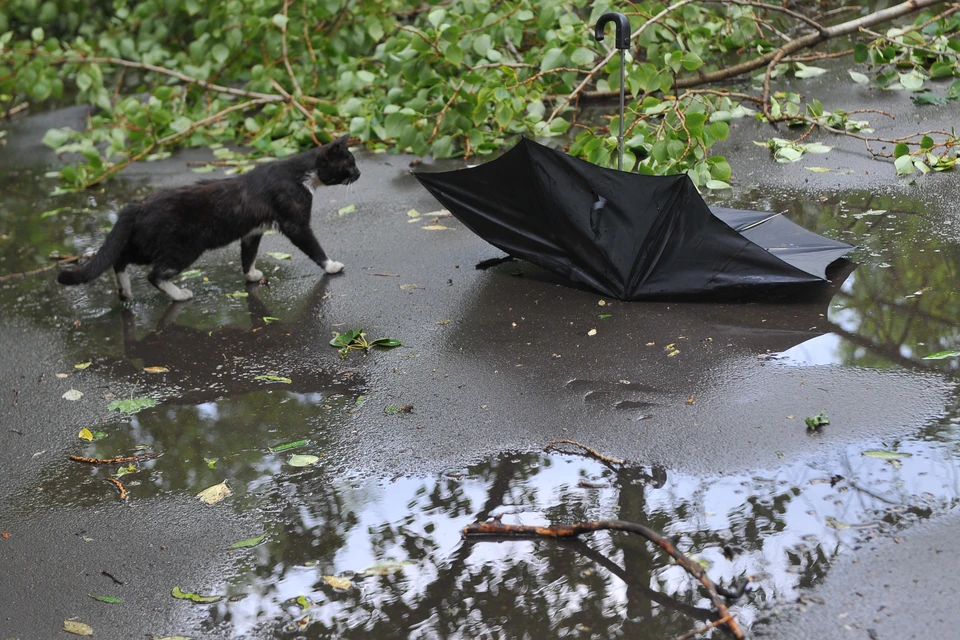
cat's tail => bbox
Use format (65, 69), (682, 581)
(57, 211), (134, 285)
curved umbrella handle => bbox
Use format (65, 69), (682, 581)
(594, 12), (631, 50)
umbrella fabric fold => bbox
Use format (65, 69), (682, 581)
(416, 137), (854, 300)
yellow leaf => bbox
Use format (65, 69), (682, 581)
(74, 362), (92, 370)
(55, 373), (70, 379)
(587, 329), (597, 336)
(667, 349), (680, 357)
(422, 225), (451, 231)
(406, 209), (420, 218)
(144, 366), (169, 373)
(64, 620), (93, 636)
(78, 428), (93, 441)
(323, 575), (353, 590)
(196, 481), (232, 505)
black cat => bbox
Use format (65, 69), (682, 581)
(57, 134), (359, 301)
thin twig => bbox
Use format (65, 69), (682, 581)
(69, 452), (160, 465)
(545, 439), (626, 465)
(464, 519), (744, 639)
(0, 253), (91, 282)
(106, 477), (128, 501)
(1, 101), (29, 118)
(703, 0), (827, 35)
(674, 615), (734, 640)
(279, 0), (304, 97)
(429, 80), (465, 142)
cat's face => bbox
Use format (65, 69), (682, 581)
(315, 135), (361, 186)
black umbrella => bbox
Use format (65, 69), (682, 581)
(415, 138), (853, 301)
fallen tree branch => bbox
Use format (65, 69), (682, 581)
(581, 0), (944, 102)
(463, 518), (745, 639)
(544, 439), (626, 465)
(83, 97), (274, 188)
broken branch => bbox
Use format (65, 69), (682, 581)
(463, 518), (745, 639)
(544, 439), (626, 465)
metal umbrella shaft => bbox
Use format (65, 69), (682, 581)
(595, 12), (631, 171)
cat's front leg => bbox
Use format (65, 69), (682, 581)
(241, 233), (264, 282)
(282, 224), (344, 274)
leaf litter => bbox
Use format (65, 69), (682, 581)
(196, 481), (232, 505)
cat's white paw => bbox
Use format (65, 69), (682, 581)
(322, 260), (344, 274)
(175, 287), (194, 301)
(245, 268), (264, 282)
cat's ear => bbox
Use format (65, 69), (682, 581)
(333, 134), (350, 146)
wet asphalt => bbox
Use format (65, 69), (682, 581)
(2, 65), (960, 639)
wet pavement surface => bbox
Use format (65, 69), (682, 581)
(2, 69), (960, 639)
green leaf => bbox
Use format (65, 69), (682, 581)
(211, 44), (230, 65)
(180, 269), (202, 278)
(108, 397), (157, 414)
(288, 454), (320, 467)
(707, 121), (728, 141)
(920, 136), (934, 150)
(370, 338), (402, 348)
(226, 291), (249, 298)
(265, 251), (291, 260)
(681, 52), (703, 71)
(922, 350), (960, 360)
(804, 166), (831, 173)
(31, 27), (44, 42)
(540, 47), (565, 72)
(89, 595), (122, 604)
(705, 179), (731, 190)
(42, 128), (71, 149)
(570, 47), (594, 66)
(805, 411), (829, 431)
(172, 586), (222, 603)
(862, 449), (913, 460)
(894, 154), (914, 175)
(893, 142), (910, 158)
(262, 316), (280, 324)
(255, 375), (292, 384)
(848, 70), (869, 85)
(854, 43), (868, 63)
(338, 204), (356, 215)
(228, 534), (266, 549)
(269, 439), (309, 452)
(899, 71), (924, 91)
(39, 207), (70, 219)
(794, 63), (827, 78)
(271, 14), (289, 29)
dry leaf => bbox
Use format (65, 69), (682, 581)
(686, 395), (695, 404)
(55, 373), (70, 378)
(598, 300), (606, 306)
(196, 481), (232, 505)
(78, 428), (94, 441)
(422, 225), (450, 231)
(323, 575), (353, 590)
(587, 329), (597, 336)
(144, 366), (169, 373)
(62, 389), (84, 401)
(406, 209), (420, 218)
(667, 349), (680, 357)
(64, 620), (93, 636)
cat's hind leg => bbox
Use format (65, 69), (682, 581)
(241, 233), (263, 282)
(114, 266), (132, 301)
(147, 264), (193, 301)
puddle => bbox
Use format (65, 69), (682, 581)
(41, 429), (953, 638)
(709, 188), (960, 371)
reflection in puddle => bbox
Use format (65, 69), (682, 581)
(79, 421), (949, 638)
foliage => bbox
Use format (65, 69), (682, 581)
(1, 0), (958, 189)
(330, 327), (401, 358)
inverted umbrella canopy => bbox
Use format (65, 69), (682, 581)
(415, 137), (854, 300)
